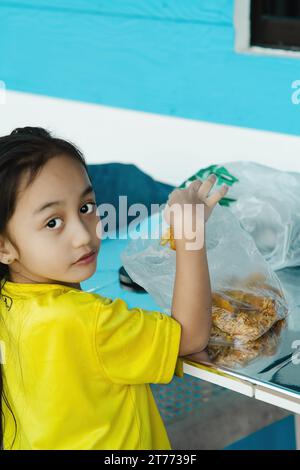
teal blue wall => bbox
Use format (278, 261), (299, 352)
(225, 415), (296, 450)
(1, 0), (300, 135)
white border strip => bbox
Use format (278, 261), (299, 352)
(184, 360), (300, 401)
(183, 362), (254, 397)
(1, 90), (300, 187)
(255, 385), (300, 414)
(183, 360), (300, 415)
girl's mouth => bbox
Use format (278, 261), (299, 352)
(74, 251), (96, 265)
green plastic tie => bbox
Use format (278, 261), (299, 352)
(178, 164), (239, 206)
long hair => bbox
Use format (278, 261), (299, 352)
(0, 126), (90, 449)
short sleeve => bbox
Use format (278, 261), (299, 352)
(95, 296), (182, 385)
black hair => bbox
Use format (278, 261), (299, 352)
(0, 126), (90, 449)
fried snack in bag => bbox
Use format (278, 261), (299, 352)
(207, 319), (286, 368)
(211, 288), (284, 343)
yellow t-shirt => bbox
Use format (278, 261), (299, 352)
(0, 278), (182, 450)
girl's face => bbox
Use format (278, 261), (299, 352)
(2, 154), (102, 287)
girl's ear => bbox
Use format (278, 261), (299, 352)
(0, 236), (14, 265)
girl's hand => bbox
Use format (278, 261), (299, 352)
(163, 175), (229, 249)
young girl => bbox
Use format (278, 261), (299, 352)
(0, 126), (228, 450)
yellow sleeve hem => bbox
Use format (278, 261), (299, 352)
(174, 357), (184, 378)
(158, 316), (183, 383)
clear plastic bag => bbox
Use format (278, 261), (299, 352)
(191, 162), (300, 271)
(121, 203), (288, 347)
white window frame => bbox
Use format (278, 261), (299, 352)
(234, 0), (300, 60)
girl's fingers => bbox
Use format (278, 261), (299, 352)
(197, 174), (217, 198)
(206, 184), (229, 208)
(188, 179), (202, 193)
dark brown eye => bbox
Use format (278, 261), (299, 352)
(46, 218), (63, 230)
(80, 202), (96, 214)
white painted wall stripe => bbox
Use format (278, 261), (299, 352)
(1, 90), (300, 186)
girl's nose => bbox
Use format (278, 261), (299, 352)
(72, 219), (93, 247)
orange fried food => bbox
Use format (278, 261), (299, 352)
(211, 289), (281, 342)
(208, 319), (286, 368)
